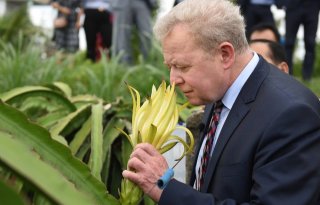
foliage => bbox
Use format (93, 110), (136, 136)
(0, 83), (133, 204)
(314, 43), (320, 77)
(0, 38), (63, 93)
(0, 179), (27, 205)
(58, 38), (171, 103)
(0, 5), (42, 49)
(291, 43), (320, 96)
(0, 6), (183, 104)
(293, 43), (320, 78)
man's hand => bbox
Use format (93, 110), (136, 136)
(122, 143), (169, 202)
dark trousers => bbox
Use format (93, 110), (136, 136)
(243, 4), (275, 38)
(285, 2), (320, 79)
(84, 9), (113, 61)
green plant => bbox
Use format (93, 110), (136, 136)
(0, 5), (42, 49)
(311, 42), (320, 77)
(0, 38), (63, 93)
(0, 82), (131, 204)
(0, 80), (196, 204)
(0, 100), (119, 205)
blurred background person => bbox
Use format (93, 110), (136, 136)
(112, 0), (157, 65)
(80, 0), (113, 62)
(250, 39), (289, 73)
(281, 0), (320, 81)
(237, 0), (276, 38)
(248, 22), (281, 43)
(51, 0), (81, 53)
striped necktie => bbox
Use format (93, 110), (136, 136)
(196, 100), (223, 190)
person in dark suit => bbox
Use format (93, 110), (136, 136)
(281, 0), (320, 80)
(123, 0), (320, 204)
(236, 0), (276, 39)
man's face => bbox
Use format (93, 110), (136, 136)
(250, 42), (274, 64)
(250, 41), (289, 73)
(162, 24), (226, 105)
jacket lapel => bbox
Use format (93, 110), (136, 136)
(200, 57), (270, 192)
(201, 100), (249, 192)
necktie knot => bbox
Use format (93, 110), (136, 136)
(213, 100), (223, 123)
(215, 100), (223, 113)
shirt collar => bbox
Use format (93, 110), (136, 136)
(222, 52), (259, 110)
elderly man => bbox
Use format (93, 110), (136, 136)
(123, 0), (320, 204)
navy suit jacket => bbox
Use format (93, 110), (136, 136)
(159, 57), (320, 205)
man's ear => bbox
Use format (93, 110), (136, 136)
(277, 62), (289, 74)
(218, 42), (235, 69)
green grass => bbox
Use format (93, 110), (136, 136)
(291, 42), (320, 97)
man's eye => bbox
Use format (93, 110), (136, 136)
(177, 65), (188, 70)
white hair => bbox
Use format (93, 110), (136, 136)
(153, 0), (248, 54)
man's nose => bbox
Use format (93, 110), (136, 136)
(170, 68), (183, 85)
